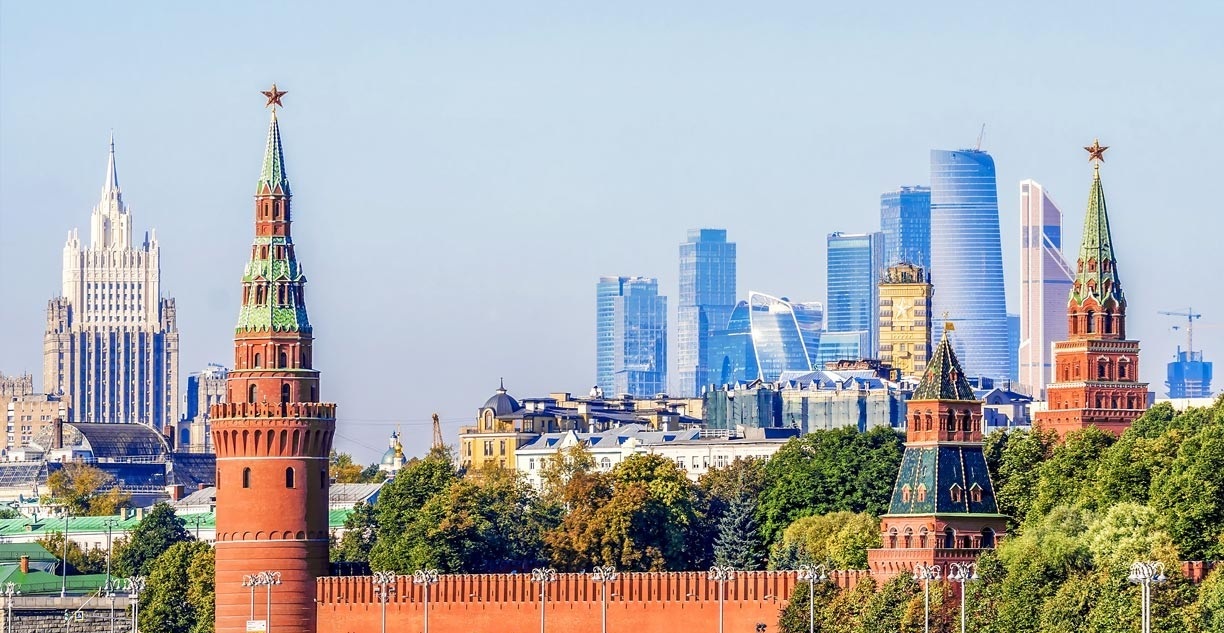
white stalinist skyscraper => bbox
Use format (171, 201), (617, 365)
(43, 137), (179, 429)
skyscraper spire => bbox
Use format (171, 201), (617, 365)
(102, 132), (122, 202)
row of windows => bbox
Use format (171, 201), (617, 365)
(887, 527), (996, 549)
(899, 482), (983, 504)
(232, 466), (326, 490)
(909, 410), (977, 433)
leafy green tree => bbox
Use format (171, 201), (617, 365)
(37, 531), (109, 574)
(858, 575), (917, 633)
(115, 503), (192, 577)
(768, 511), (880, 570)
(712, 491), (765, 570)
(0, 507), (22, 519)
(542, 465), (612, 570)
(369, 446), (457, 571)
(139, 541), (212, 633)
(1027, 427), (1114, 520)
(391, 468), (548, 573)
(186, 545), (215, 633)
(776, 575), (840, 633)
(330, 451), (364, 483)
(692, 457), (767, 569)
(757, 427), (903, 546)
(990, 428), (1056, 527)
(1185, 567), (1224, 633)
(358, 463), (388, 483)
(331, 501), (378, 563)
(46, 462), (131, 516)
(1152, 423), (1224, 559)
(598, 453), (700, 571)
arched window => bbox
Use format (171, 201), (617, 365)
(946, 411), (957, 432)
(1104, 312), (1114, 334)
(944, 528), (956, 549)
(903, 527), (913, 548)
(960, 410), (972, 432)
(285, 467), (296, 489)
(279, 351), (288, 368)
(1098, 361), (1108, 380)
(242, 467), (251, 488)
(254, 352), (262, 368)
(950, 483), (963, 503)
(901, 484), (912, 503)
(981, 528), (995, 548)
(281, 383), (291, 404)
(924, 415), (933, 431)
(916, 483), (927, 503)
(248, 384), (257, 404)
(888, 528), (898, 548)
(969, 483), (983, 504)
(919, 527), (929, 548)
(599, 457), (612, 470)
(1086, 311), (1095, 333)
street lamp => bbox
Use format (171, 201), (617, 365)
(3, 582), (19, 631)
(707, 566), (737, 633)
(103, 517), (119, 633)
(531, 567), (557, 633)
(913, 563), (943, 633)
(126, 576), (146, 633)
(373, 571), (397, 633)
(947, 562), (977, 633)
(260, 571), (282, 632)
(796, 564), (827, 633)
(60, 511), (70, 598)
(242, 574), (261, 623)
(1128, 561), (1167, 633)
(591, 565), (619, 633)
(412, 569), (439, 633)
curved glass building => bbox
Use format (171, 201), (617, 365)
(749, 292), (813, 382)
(929, 149), (1011, 379)
(705, 293), (819, 386)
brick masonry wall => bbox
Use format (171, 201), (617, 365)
(0, 596), (133, 633)
(316, 570), (871, 633)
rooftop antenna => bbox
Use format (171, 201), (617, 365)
(975, 123), (986, 151)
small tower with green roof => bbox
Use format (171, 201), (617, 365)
(868, 327), (1008, 583)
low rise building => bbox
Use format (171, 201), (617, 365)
(5, 394), (68, 452)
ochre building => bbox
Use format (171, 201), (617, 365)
(877, 263), (934, 378)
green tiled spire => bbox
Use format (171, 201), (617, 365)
(235, 236), (311, 333)
(257, 110), (291, 196)
(913, 329), (976, 400)
(1069, 164), (1124, 309)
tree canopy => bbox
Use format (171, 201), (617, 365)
(116, 502), (192, 578)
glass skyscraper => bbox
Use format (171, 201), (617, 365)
(677, 229), (737, 396)
(596, 276), (667, 397)
(827, 232), (884, 357)
(706, 293), (817, 385)
(929, 149), (1011, 379)
(1018, 180), (1074, 397)
(880, 186), (931, 269)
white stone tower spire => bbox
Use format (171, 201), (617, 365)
(90, 133), (132, 250)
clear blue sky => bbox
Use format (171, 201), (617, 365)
(2, 2), (1221, 463)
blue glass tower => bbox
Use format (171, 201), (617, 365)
(706, 300), (757, 386)
(706, 294), (817, 384)
(677, 229), (737, 396)
(827, 232), (885, 357)
(929, 149), (1011, 379)
(880, 186), (931, 269)
(596, 276), (668, 397)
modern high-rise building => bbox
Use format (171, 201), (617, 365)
(1166, 349), (1213, 398)
(211, 89), (336, 633)
(747, 292), (814, 382)
(43, 137), (179, 429)
(1017, 180), (1075, 398)
(827, 232), (885, 357)
(880, 186), (931, 269)
(929, 149), (1010, 380)
(677, 229), (737, 397)
(1008, 313), (1020, 385)
(812, 331), (870, 369)
(878, 263), (933, 378)
(596, 276), (667, 397)
(706, 300), (757, 386)
(792, 301), (824, 357)
(1035, 141), (1147, 439)
(177, 363), (229, 452)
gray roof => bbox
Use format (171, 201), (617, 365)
(64, 423), (169, 460)
(482, 388), (521, 416)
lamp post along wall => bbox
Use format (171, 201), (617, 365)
(796, 564), (827, 633)
(708, 566), (736, 633)
(947, 563), (977, 633)
(1129, 561), (1167, 633)
(531, 568), (557, 633)
(413, 568), (443, 631)
(591, 566), (619, 633)
(373, 572), (397, 633)
(913, 563), (943, 633)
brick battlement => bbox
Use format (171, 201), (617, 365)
(316, 571), (871, 633)
(210, 401), (336, 421)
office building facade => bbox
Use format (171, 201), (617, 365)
(878, 263), (933, 378)
(827, 232), (885, 357)
(929, 149), (1010, 380)
(880, 186), (931, 269)
(1017, 180), (1075, 398)
(596, 276), (667, 397)
(43, 138), (179, 428)
(677, 229), (737, 397)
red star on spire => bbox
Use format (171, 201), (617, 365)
(262, 84), (287, 109)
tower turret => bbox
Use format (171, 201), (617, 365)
(210, 85), (335, 633)
(1035, 141), (1148, 439)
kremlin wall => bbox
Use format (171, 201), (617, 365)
(315, 570), (868, 633)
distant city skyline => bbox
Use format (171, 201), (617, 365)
(2, 2), (1221, 461)
(676, 228), (736, 397)
(1018, 180), (1075, 398)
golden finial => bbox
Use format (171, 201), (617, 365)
(261, 83), (287, 109)
(1084, 138), (1108, 171)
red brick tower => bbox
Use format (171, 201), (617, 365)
(210, 86), (335, 633)
(1035, 141), (1147, 439)
(867, 328), (1008, 583)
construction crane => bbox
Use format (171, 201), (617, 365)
(431, 412), (444, 450)
(1159, 307), (1203, 353)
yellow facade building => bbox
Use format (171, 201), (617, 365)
(878, 263), (933, 378)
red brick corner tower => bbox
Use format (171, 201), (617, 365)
(868, 328), (1008, 583)
(1035, 140), (1147, 439)
(210, 86), (335, 633)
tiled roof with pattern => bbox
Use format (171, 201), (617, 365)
(912, 330), (976, 401)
